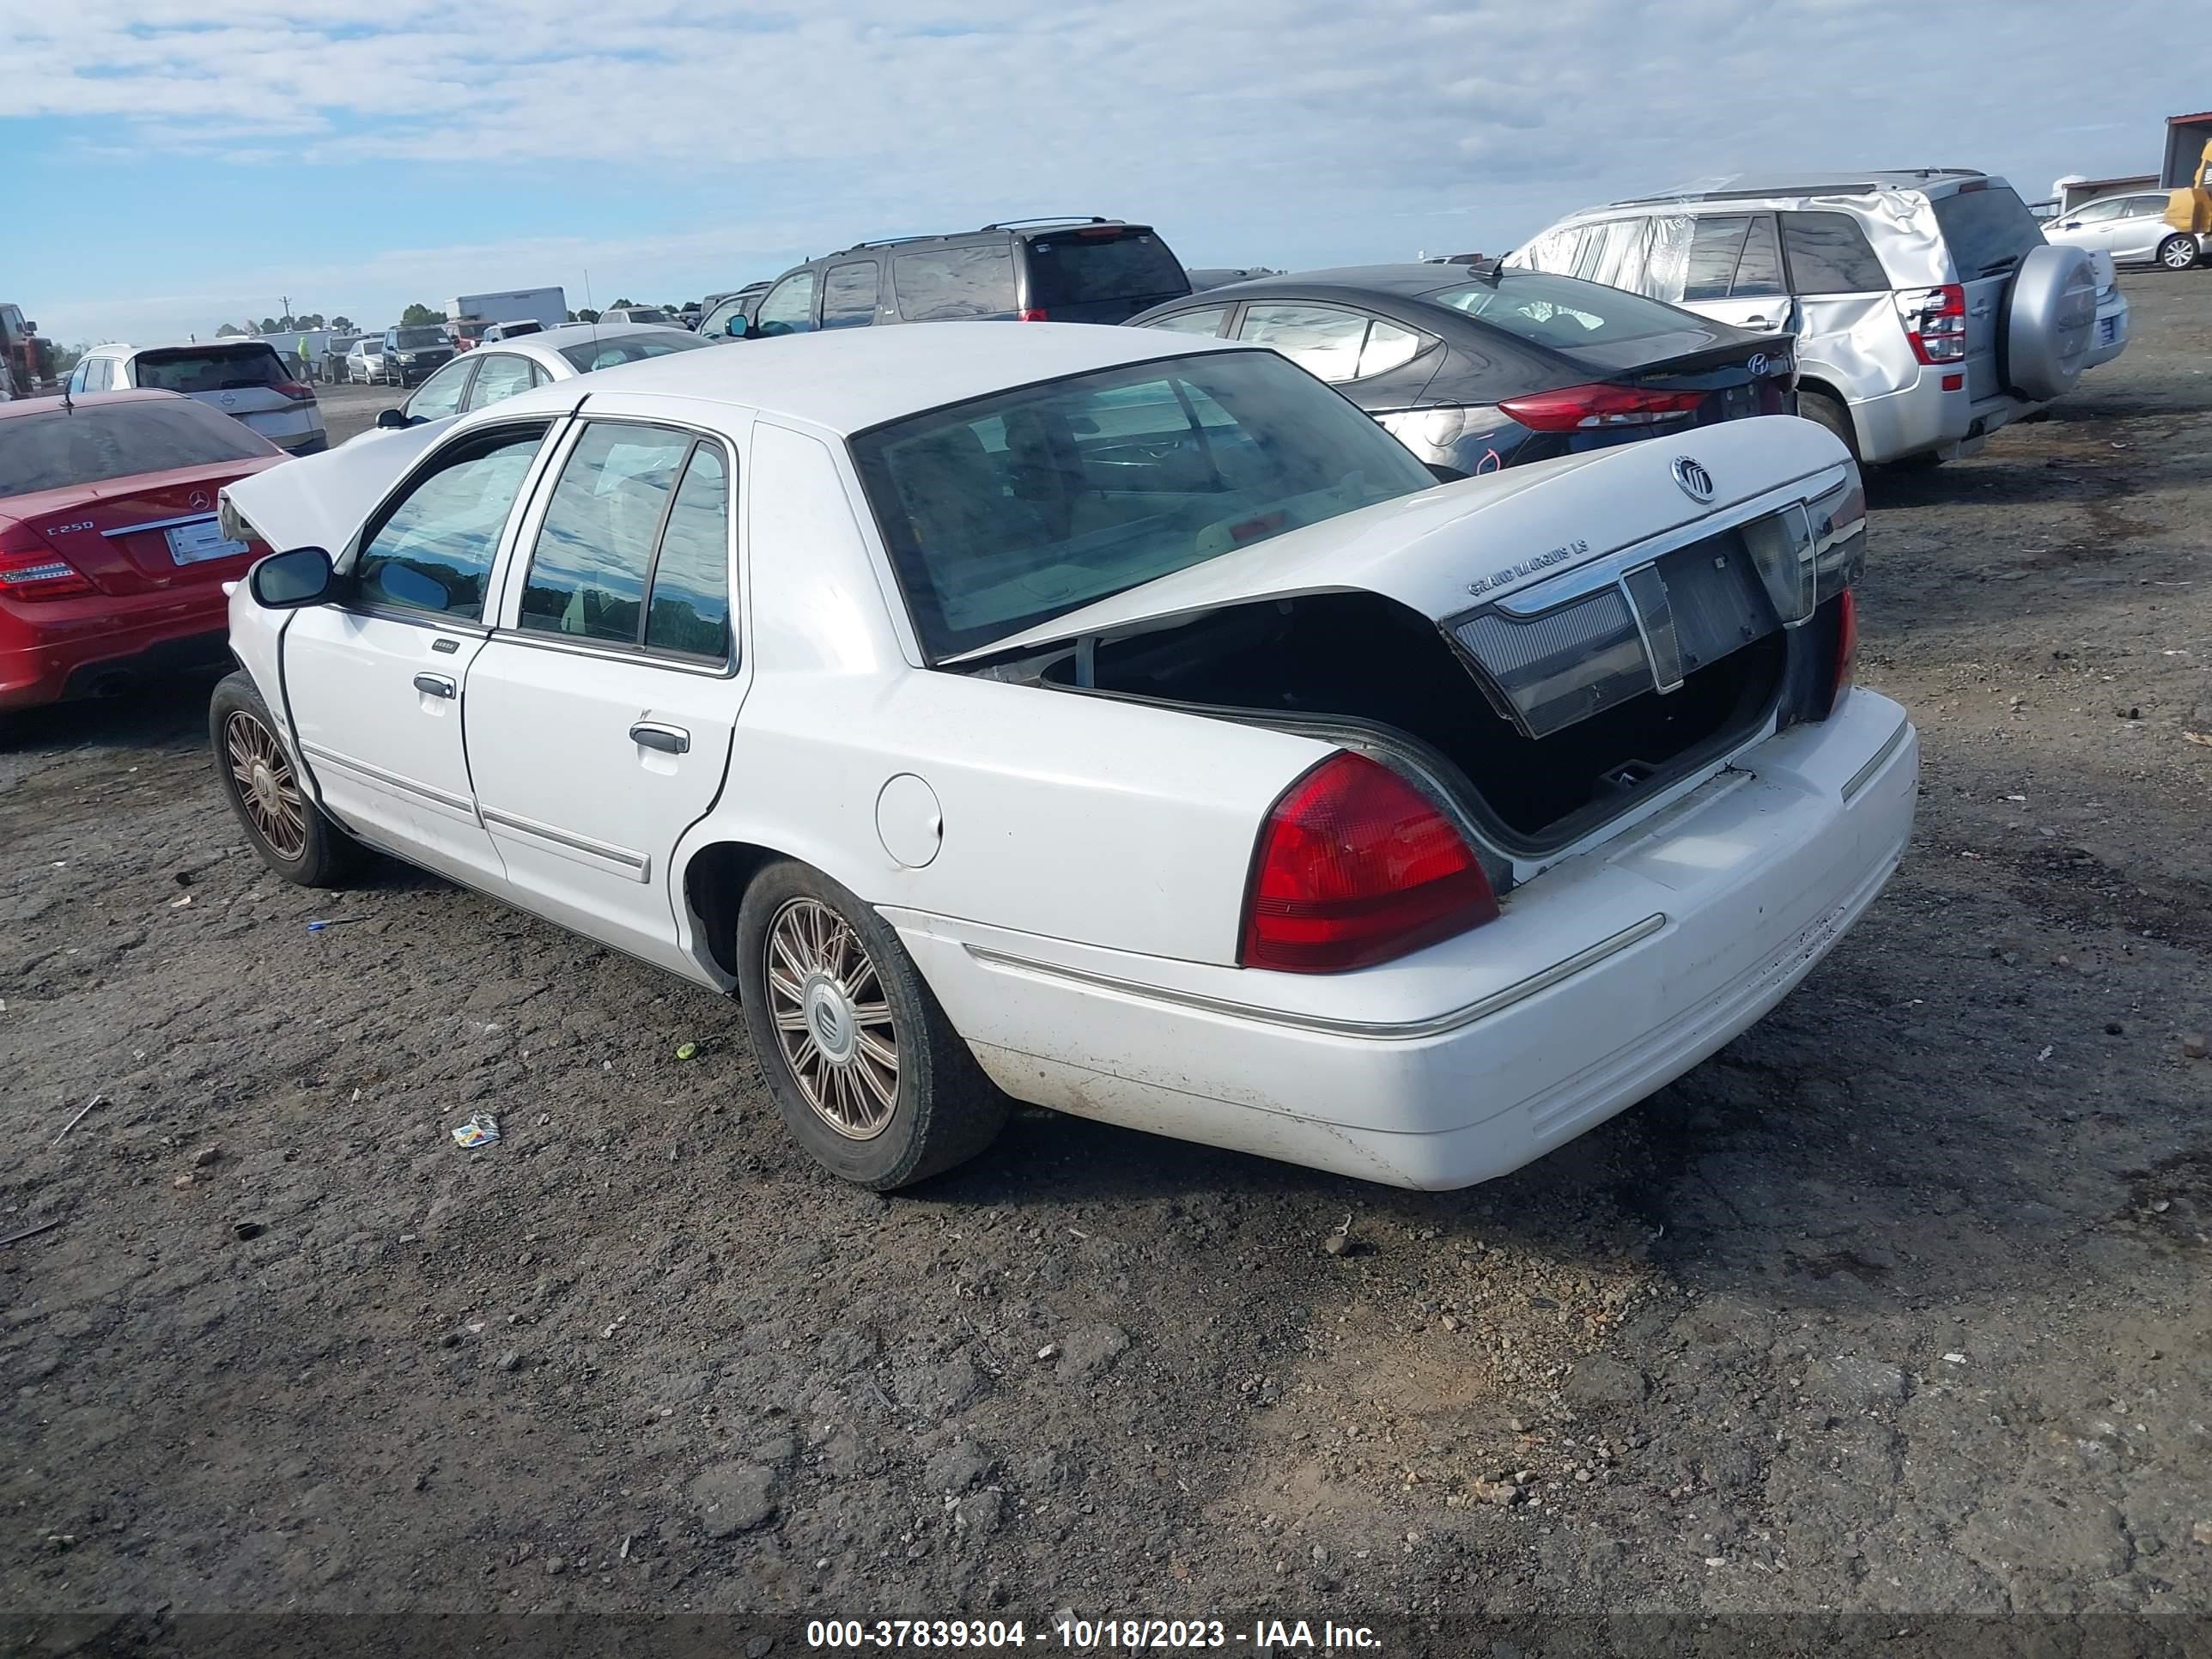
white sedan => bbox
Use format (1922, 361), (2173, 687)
(214, 324), (1917, 1191)
(373, 321), (713, 430)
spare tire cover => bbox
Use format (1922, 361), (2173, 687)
(2006, 243), (2099, 402)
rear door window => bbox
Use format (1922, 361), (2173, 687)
(1139, 306), (1231, 337)
(518, 422), (731, 661)
(821, 261), (881, 330)
(1929, 185), (2044, 278)
(1022, 229), (1187, 307)
(130, 344), (289, 393)
(1780, 211), (1890, 294)
(892, 246), (1018, 321)
(1236, 304), (1370, 382)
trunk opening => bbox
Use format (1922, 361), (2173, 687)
(995, 591), (1788, 856)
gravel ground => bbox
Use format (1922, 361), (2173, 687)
(3, 276), (2209, 1650)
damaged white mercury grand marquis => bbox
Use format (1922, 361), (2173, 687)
(215, 322), (1916, 1190)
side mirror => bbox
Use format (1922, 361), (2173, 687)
(724, 314), (750, 338)
(249, 546), (336, 609)
(375, 407), (409, 430)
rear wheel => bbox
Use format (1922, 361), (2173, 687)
(2158, 234), (2200, 271)
(1796, 389), (1859, 461)
(735, 860), (1006, 1190)
(210, 671), (365, 888)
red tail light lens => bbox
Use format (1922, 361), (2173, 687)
(1897, 283), (1966, 365)
(1240, 752), (1498, 973)
(0, 526), (94, 600)
(1832, 587), (1857, 713)
(273, 380), (318, 403)
(1016, 307), (1048, 323)
(1497, 382), (1705, 433)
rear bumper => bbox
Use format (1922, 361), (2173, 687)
(1849, 370), (1965, 465)
(891, 690), (1918, 1189)
(0, 589), (232, 712)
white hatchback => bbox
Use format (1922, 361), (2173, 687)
(214, 325), (1916, 1192)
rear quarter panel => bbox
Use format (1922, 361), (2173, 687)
(672, 420), (1328, 971)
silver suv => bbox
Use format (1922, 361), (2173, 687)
(1509, 171), (2119, 467)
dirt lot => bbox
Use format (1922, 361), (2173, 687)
(4, 277), (2210, 1650)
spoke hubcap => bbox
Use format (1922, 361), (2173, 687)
(766, 897), (898, 1139)
(224, 709), (307, 860)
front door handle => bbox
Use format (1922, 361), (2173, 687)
(413, 672), (457, 699)
(630, 720), (690, 755)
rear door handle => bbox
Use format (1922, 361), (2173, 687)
(413, 672), (456, 699)
(630, 720), (690, 755)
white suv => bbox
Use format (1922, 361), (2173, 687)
(65, 340), (329, 455)
(1511, 171), (2124, 467)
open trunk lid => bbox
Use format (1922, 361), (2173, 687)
(951, 416), (1856, 660)
(961, 416), (1866, 864)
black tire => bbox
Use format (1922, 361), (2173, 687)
(2157, 234), (2199, 272)
(1887, 450), (1946, 472)
(1796, 389), (1860, 461)
(209, 670), (366, 888)
(735, 860), (1006, 1190)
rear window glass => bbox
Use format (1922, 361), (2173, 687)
(894, 246), (1018, 321)
(556, 332), (713, 372)
(1429, 272), (1695, 348)
(1023, 230), (1188, 307)
(131, 344), (289, 393)
(0, 400), (276, 497)
(1930, 185), (2044, 277)
(849, 350), (1434, 660)
(1780, 211), (1890, 293)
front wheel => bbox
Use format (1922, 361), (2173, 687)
(2158, 234), (2200, 271)
(735, 860), (1006, 1189)
(210, 671), (366, 887)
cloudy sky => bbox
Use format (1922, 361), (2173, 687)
(8, 0), (2201, 344)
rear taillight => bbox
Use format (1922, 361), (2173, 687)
(1832, 588), (1857, 713)
(1239, 752), (1498, 974)
(0, 526), (94, 600)
(274, 380), (318, 403)
(1016, 307), (1048, 323)
(1497, 382), (1705, 433)
(1897, 283), (1966, 365)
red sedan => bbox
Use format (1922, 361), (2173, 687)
(0, 390), (288, 712)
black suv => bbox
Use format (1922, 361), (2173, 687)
(728, 219), (1191, 339)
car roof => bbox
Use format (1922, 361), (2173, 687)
(1155, 263), (1503, 306)
(87, 338), (284, 359)
(0, 388), (183, 420)
(1599, 169), (2006, 210)
(474, 320), (1251, 435)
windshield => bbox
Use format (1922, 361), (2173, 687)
(1426, 272), (1698, 348)
(394, 327), (446, 349)
(0, 400), (276, 496)
(620, 309), (671, 325)
(131, 344), (289, 392)
(556, 331), (714, 372)
(1024, 229), (1188, 307)
(850, 349), (1436, 660)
